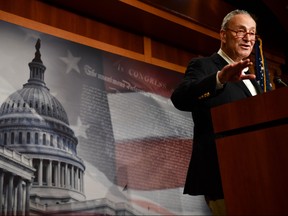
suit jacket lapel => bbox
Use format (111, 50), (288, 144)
(245, 70), (263, 94)
(237, 81), (253, 96)
(211, 53), (228, 70)
(250, 78), (263, 94)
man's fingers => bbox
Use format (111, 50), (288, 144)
(241, 74), (256, 80)
(234, 59), (253, 70)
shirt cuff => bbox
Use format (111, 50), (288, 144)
(216, 71), (224, 89)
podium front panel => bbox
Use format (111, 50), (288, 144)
(216, 124), (288, 215)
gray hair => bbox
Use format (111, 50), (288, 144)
(221, 9), (255, 30)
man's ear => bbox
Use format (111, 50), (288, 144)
(220, 30), (227, 43)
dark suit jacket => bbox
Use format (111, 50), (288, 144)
(171, 53), (262, 199)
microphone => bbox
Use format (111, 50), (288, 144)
(274, 77), (288, 87)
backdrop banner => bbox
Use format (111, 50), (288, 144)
(0, 20), (211, 215)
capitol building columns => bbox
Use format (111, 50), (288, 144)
(7, 173), (14, 213)
(16, 177), (23, 214)
(25, 180), (31, 216)
(38, 159), (43, 186)
(47, 160), (52, 187)
(0, 171), (3, 214)
(32, 158), (84, 193)
(0, 166), (34, 216)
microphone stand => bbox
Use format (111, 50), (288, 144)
(274, 77), (288, 87)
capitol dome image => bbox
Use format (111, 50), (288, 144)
(0, 39), (85, 206)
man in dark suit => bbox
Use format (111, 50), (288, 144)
(171, 9), (263, 215)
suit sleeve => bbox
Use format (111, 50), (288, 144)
(171, 58), (222, 111)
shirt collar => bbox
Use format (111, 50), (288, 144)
(217, 49), (233, 64)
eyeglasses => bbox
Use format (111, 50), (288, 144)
(225, 28), (258, 41)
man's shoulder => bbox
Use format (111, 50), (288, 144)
(190, 53), (220, 62)
(188, 53), (220, 66)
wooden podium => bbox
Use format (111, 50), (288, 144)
(211, 87), (288, 215)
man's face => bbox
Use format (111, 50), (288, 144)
(220, 14), (256, 62)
